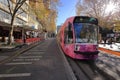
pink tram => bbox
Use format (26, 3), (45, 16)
(57, 16), (99, 59)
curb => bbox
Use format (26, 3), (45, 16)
(99, 47), (120, 57)
(56, 39), (77, 80)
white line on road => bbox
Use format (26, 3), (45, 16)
(13, 58), (40, 62)
(25, 58), (40, 61)
(5, 62), (32, 65)
(0, 73), (31, 77)
(0, 56), (8, 61)
(18, 56), (42, 58)
(24, 52), (44, 54)
(13, 59), (24, 61)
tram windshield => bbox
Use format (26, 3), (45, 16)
(74, 23), (98, 44)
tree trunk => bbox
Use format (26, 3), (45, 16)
(7, 16), (15, 45)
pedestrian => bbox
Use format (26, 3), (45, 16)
(108, 38), (113, 48)
(44, 30), (47, 40)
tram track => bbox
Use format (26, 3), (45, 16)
(67, 57), (89, 80)
(67, 56), (117, 80)
(57, 40), (114, 80)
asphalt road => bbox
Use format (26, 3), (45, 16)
(0, 38), (73, 80)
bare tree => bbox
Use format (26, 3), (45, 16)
(76, 0), (83, 16)
(7, 0), (27, 45)
(114, 0), (120, 20)
(75, 0), (120, 28)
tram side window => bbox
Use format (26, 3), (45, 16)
(64, 28), (68, 44)
(64, 22), (73, 44)
(68, 22), (73, 39)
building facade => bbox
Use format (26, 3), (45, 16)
(0, 0), (41, 43)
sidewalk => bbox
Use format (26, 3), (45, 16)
(99, 43), (120, 52)
(15, 38), (42, 45)
(0, 38), (42, 49)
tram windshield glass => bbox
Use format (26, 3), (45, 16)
(74, 23), (98, 44)
(73, 16), (98, 25)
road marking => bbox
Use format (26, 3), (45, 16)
(28, 50), (45, 52)
(5, 62), (32, 65)
(18, 56), (42, 58)
(0, 56), (8, 61)
(24, 52), (44, 54)
(13, 58), (40, 62)
(0, 73), (31, 77)
(25, 58), (40, 61)
(13, 59), (24, 61)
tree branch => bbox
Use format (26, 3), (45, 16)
(13, 0), (26, 17)
(7, 0), (12, 16)
(16, 11), (24, 17)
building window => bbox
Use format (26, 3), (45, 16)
(17, 9), (27, 18)
(0, 9), (11, 22)
(0, 0), (8, 6)
(15, 18), (26, 25)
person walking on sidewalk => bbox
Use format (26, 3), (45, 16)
(108, 37), (113, 48)
(44, 30), (47, 40)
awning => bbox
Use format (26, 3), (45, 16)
(0, 21), (38, 32)
(0, 21), (11, 27)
